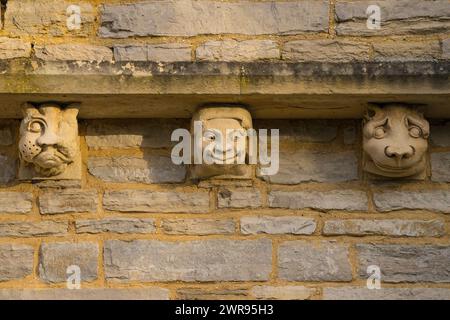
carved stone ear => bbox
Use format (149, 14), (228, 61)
(364, 104), (382, 122)
(64, 103), (80, 119)
(21, 102), (37, 117)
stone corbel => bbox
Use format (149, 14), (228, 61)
(18, 102), (81, 181)
(190, 105), (254, 180)
(362, 103), (429, 180)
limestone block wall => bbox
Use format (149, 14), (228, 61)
(0, 0), (449, 300)
(0, 119), (449, 299)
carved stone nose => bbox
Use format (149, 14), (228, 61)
(385, 145), (414, 160)
(36, 130), (61, 147)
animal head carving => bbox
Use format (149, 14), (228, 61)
(19, 103), (80, 178)
(190, 106), (252, 179)
(363, 104), (429, 178)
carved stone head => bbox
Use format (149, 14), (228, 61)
(19, 103), (81, 180)
(363, 104), (429, 179)
(190, 106), (253, 179)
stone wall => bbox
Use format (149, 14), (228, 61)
(0, 118), (449, 299)
(0, 0), (449, 300)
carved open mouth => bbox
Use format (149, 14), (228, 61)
(372, 160), (413, 172)
(34, 149), (72, 168)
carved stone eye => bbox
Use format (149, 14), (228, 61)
(409, 126), (422, 138)
(374, 127), (385, 139)
(204, 131), (216, 141)
(29, 121), (42, 133)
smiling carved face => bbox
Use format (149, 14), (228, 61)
(363, 105), (429, 178)
(19, 104), (79, 177)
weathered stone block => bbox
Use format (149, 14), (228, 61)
(39, 242), (99, 283)
(0, 192), (33, 214)
(104, 239), (272, 282)
(88, 156), (186, 184)
(0, 125), (13, 145)
(0, 221), (68, 237)
(218, 188), (261, 208)
(323, 287), (450, 300)
(39, 190), (98, 214)
(162, 219), (235, 235)
(278, 241), (352, 281)
(197, 40), (279, 61)
(177, 288), (248, 300)
(0, 37), (31, 59)
(283, 40), (369, 62)
(103, 190), (209, 213)
(443, 39), (450, 59)
(86, 119), (187, 149)
(356, 244), (450, 283)
(269, 190), (368, 211)
(252, 286), (317, 300)
(76, 218), (155, 234)
(4, 0), (95, 36)
(373, 41), (441, 61)
(0, 288), (169, 300)
(431, 122), (450, 146)
(0, 244), (34, 281)
(114, 43), (191, 62)
(323, 219), (445, 237)
(241, 216), (316, 235)
(373, 190), (450, 213)
(100, 0), (329, 38)
(335, 0), (450, 35)
(260, 150), (358, 184)
(35, 44), (113, 62)
(431, 152), (450, 182)
(0, 155), (16, 184)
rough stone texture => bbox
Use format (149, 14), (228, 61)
(104, 239), (272, 282)
(76, 218), (155, 234)
(443, 39), (450, 59)
(177, 288), (248, 300)
(0, 37), (31, 60)
(252, 286), (317, 300)
(35, 45), (113, 62)
(343, 125), (357, 145)
(86, 119), (187, 149)
(0, 155), (16, 185)
(39, 242), (99, 283)
(269, 190), (368, 211)
(88, 156), (186, 184)
(103, 190), (209, 213)
(0, 221), (68, 237)
(255, 120), (338, 143)
(373, 190), (450, 213)
(335, 0), (450, 35)
(431, 122), (450, 146)
(39, 190), (98, 214)
(0, 244), (34, 281)
(323, 287), (450, 300)
(0, 288), (169, 300)
(0, 192), (33, 214)
(241, 216), (317, 235)
(162, 219), (235, 235)
(356, 244), (450, 283)
(197, 40), (279, 62)
(4, 0), (95, 37)
(373, 41), (441, 61)
(100, 0), (329, 38)
(114, 44), (192, 62)
(218, 188), (261, 209)
(0, 126), (13, 145)
(323, 219), (445, 237)
(260, 150), (358, 184)
(279, 241), (352, 281)
(431, 152), (450, 182)
(282, 40), (369, 62)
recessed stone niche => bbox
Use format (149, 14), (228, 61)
(18, 102), (81, 181)
(362, 104), (430, 180)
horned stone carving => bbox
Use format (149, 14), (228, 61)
(190, 106), (253, 180)
(18, 103), (81, 180)
(362, 104), (429, 179)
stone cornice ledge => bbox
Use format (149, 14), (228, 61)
(0, 60), (448, 119)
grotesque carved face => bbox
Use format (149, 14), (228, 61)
(19, 104), (79, 177)
(191, 107), (252, 179)
(363, 105), (429, 178)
